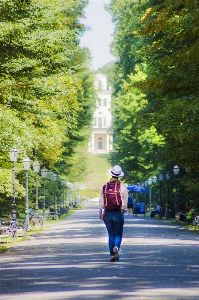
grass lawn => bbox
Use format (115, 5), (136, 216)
(75, 153), (111, 190)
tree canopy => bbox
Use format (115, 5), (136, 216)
(0, 0), (96, 214)
(107, 0), (199, 210)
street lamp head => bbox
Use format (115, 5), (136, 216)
(23, 156), (31, 171)
(144, 180), (148, 187)
(41, 167), (48, 178)
(166, 172), (170, 180)
(173, 165), (180, 176)
(47, 170), (53, 180)
(52, 173), (57, 182)
(9, 147), (18, 162)
(148, 178), (152, 185)
(158, 173), (163, 181)
(33, 161), (40, 173)
(152, 175), (157, 184)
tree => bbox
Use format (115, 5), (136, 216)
(107, 0), (148, 94)
(0, 0), (96, 213)
(109, 65), (165, 183)
(108, 0), (199, 208)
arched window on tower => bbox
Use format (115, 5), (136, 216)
(103, 98), (107, 106)
(97, 98), (102, 106)
(98, 80), (102, 89)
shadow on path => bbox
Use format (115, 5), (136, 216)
(0, 199), (199, 300)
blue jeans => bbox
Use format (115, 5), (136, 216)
(103, 210), (124, 256)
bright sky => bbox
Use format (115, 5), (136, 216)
(80, 0), (115, 70)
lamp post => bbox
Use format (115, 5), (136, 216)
(33, 161), (40, 214)
(23, 156), (31, 223)
(9, 147), (18, 220)
(47, 170), (53, 209)
(52, 173), (57, 214)
(61, 180), (65, 209)
(166, 172), (170, 218)
(144, 180), (148, 205)
(158, 173), (163, 207)
(66, 182), (70, 207)
(141, 182), (145, 202)
(41, 167), (48, 220)
(152, 175), (157, 208)
(173, 165), (180, 217)
(185, 167), (190, 209)
(148, 178), (152, 215)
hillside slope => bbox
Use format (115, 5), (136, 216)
(76, 154), (111, 189)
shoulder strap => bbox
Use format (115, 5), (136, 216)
(115, 182), (120, 205)
(104, 183), (108, 206)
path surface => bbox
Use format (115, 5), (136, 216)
(0, 199), (199, 300)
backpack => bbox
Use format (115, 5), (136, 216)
(103, 181), (122, 210)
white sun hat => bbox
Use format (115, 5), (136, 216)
(108, 165), (124, 177)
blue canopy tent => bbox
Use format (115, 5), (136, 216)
(127, 184), (148, 193)
(127, 184), (148, 216)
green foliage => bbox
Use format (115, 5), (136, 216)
(137, 0), (199, 172)
(98, 61), (116, 89)
(107, 0), (148, 94)
(108, 0), (199, 209)
(0, 0), (95, 213)
(0, 243), (9, 253)
(109, 64), (165, 183)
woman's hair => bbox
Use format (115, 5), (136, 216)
(110, 177), (120, 183)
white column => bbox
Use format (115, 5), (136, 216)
(91, 133), (95, 151)
(106, 133), (109, 152)
(110, 133), (113, 151)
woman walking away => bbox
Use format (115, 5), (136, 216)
(99, 165), (128, 262)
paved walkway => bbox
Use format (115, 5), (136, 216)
(0, 198), (199, 300)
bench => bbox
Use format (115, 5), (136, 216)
(60, 207), (69, 215)
(150, 209), (164, 219)
(49, 209), (59, 220)
(151, 209), (174, 220)
(31, 213), (44, 230)
(0, 220), (27, 239)
(0, 221), (11, 239)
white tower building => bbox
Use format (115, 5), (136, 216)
(88, 73), (113, 154)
